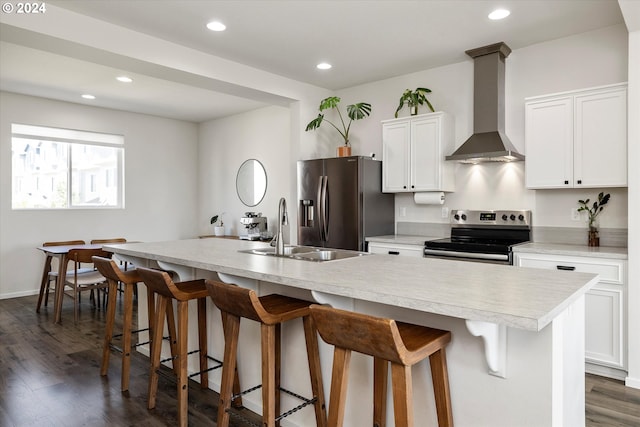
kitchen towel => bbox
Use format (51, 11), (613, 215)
(414, 192), (445, 205)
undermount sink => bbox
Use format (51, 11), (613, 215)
(239, 245), (368, 262)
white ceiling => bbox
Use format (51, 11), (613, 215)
(0, 0), (627, 123)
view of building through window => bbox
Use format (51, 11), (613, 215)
(11, 124), (124, 209)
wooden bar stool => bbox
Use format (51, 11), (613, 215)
(93, 256), (177, 392)
(137, 267), (225, 427)
(205, 279), (327, 427)
(309, 305), (453, 427)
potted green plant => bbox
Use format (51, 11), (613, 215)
(577, 192), (610, 247)
(210, 215), (225, 236)
(395, 87), (435, 118)
(305, 96), (372, 157)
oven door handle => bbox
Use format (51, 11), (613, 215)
(423, 249), (509, 262)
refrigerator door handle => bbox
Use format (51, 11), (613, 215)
(317, 176), (325, 241)
(322, 175), (329, 241)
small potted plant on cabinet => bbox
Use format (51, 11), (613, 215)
(210, 215), (225, 237)
(305, 96), (372, 157)
(395, 87), (435, 117)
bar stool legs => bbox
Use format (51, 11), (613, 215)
(99, 272), (136, 390)
(93, 256), (176, 393)
(147, 287), (209, 425)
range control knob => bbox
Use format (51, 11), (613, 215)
(454, 214), (460, 220)
(501, 214), (508, 221)
(510, 214), (516, 221)
(518, 214), (525, 221)
(461, 214), (467, 221)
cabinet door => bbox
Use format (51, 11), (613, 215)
(525, 97), (573, 188)
(382, 121), (410, 192)
(574, 87), (627, 187)
(410, 116), (441, 191)
(585, 283), (624, 368)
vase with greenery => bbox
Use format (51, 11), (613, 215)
(577, 192), (610, 247)
(305, 96), (372, 157)
(395, 87), (435, 118)
(210, 214), (225, 236)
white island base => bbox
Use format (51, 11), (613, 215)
(122, 261), (586, 427)
(107, 238), (595, 427)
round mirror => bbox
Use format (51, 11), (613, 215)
(236, 159), (267, 207)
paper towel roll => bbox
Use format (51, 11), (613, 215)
(414, 192), (445, 205)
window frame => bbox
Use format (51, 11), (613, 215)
(11, 123), (125, 210)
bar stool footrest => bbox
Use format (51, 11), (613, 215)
(112, 327), (149, 340)
(188, 355), (223, 379)
(229, 385), (317, 423)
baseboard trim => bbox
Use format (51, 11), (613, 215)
(0, 289), (39, 300)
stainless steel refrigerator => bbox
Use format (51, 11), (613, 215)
(297, 156), (394, 251)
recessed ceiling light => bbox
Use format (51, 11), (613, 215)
(488, 9), (510, 20)
(116, 76), (133, 83)
(317, 62), (332, 70)
(206, 21), (226, 31)
(81, 94), (95, 100)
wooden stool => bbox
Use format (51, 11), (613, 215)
(137, 267), (225, 427)
(205, 279), (327, 427)
(93, 256), (176, 392)
(309, 305), (453, 427)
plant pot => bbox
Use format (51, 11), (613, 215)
(214, 226), (225, 237)
(337, 145), (352, 157)
(588, 226), (599, 247)
(410, 105), (418, 116)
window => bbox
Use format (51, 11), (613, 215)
(11, 124), (124, 209)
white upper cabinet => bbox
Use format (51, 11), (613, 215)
(381, 112), (455, 193)
(525, 83), (627, 189)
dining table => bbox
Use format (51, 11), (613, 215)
(37, 243), (103, 324)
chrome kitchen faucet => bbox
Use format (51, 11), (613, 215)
(271, 197), (288, 256)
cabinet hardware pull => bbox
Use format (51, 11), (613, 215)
(388, 251), (400, 255)
(556, 265), (576, 271)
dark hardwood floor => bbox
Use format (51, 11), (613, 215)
(1, 294), (639, 426)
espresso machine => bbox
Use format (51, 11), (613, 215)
(239, 212), (268, 240)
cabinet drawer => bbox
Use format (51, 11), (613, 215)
(368, 243), (423, 258)
(515, 253), (624, 284)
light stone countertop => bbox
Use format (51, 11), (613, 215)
(366, 234), (442, 246)
(513, 242), (628, 260)
(106, 238), (598, 332)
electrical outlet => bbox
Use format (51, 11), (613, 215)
(399, 207), (407, 217)
(571, 208), (580, 221)
(442, 207), (449, 218)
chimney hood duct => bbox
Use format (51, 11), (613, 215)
(446, 42), (524, 162)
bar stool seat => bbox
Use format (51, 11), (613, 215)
(309, 304), (453, 427)
(137, 267), (229, 427)
(93, 256), (177, 392)
(205, 279), (327, 427)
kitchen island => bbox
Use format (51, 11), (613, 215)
(106, 238), (598, 427)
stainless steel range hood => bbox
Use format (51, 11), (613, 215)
(446, 42), (524, 163)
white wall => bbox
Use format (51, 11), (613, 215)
(625, 28), (640, 388)
(198, 105), (292, 237)
(0, 92), (199, 298)
(336, 24), (629, 229)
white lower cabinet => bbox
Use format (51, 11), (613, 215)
(368, 242), (424, 258)
(514, 252), (627, 379)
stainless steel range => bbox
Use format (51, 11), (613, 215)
(424, 210), (532, 264)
